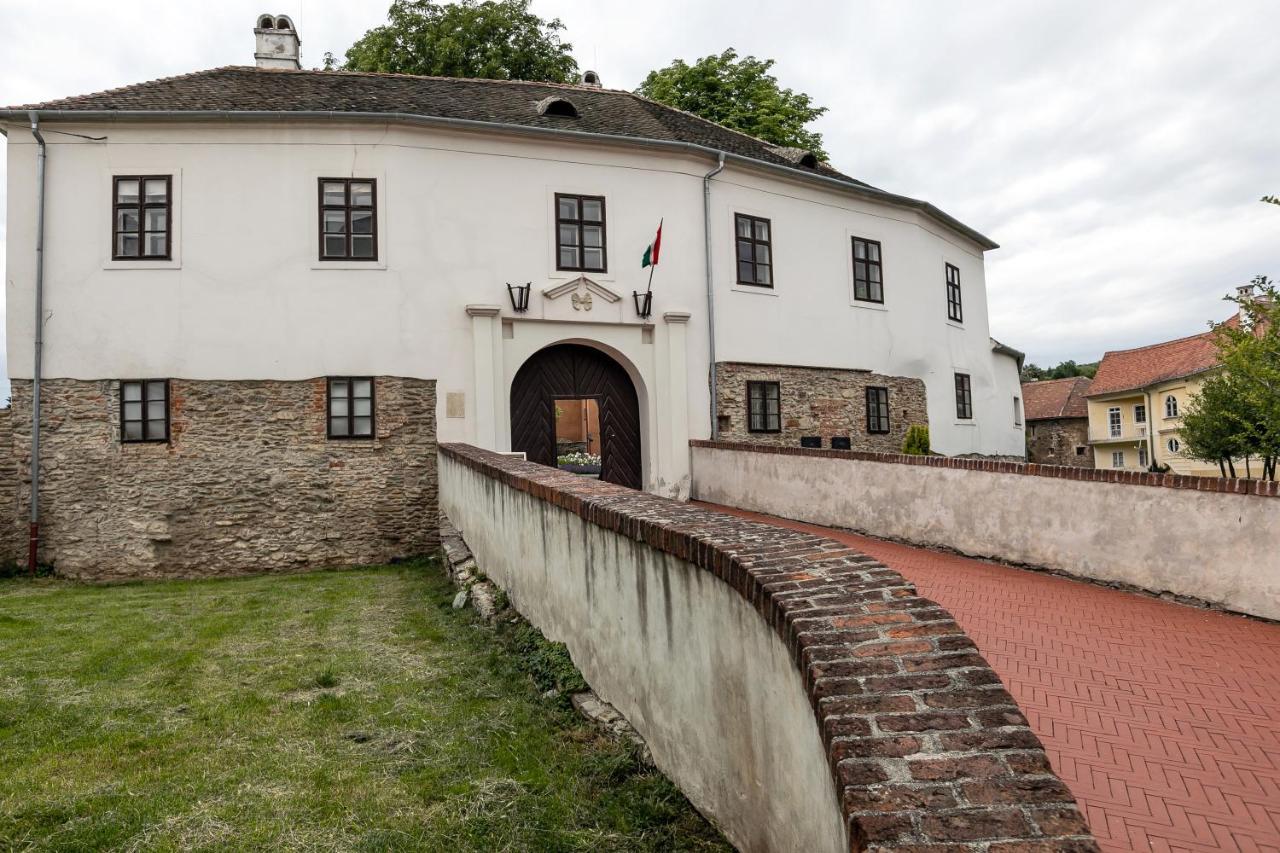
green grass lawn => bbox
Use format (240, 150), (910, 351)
(0, 562), (728, 851)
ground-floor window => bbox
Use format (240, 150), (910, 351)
(328, 377), (375, 439)
(1139, 446), (1149, 468)
(747, 381), (781, 433)
(1111, 451), (1125, 468)
(865, 386), (890, 434)
(120, 379), (169, 443)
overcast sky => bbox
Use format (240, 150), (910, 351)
(2, 0), (1277, 398)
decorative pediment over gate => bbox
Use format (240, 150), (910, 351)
(542, 276), (622, 312)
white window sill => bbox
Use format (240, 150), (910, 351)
(311, 260), (388, 271)
(731, 284), (778, 297)
(946, 321), (966, 330)
(953, 420), (977, 427)
(103, 259), (181, 271)
(850, 301), (888, 313)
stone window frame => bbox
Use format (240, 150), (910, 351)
(954, 373), (973, 420)
(318, 178), (379, 262)
(119, 379), (170, 443)
(746, 381), (782, 433)
(735, 213), (774, 288)
(328, 377), (376, 440)
(112, 175), (172, 261)
(851, 237), (884, 303)
(555, 193), (608, 273)
(945, 262), (963, 323)
(865, 386), (891, 434)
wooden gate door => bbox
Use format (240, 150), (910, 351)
(510, 344), (642, 489)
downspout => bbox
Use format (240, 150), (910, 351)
(27, 111), (46, 575)
(1144, 389), (1155, 471)
(703, 152), (725, 439)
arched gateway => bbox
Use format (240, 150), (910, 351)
(510, 343), (642, 489)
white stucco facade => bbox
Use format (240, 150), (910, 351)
(3, 116), (1024, 494)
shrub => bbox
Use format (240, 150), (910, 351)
(902, 425), (931, 455)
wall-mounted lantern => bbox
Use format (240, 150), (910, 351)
(632, 290), (653, 319)
(507, 282), (531, 313)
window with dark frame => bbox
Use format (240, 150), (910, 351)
(555, 193), (607, 272)
(735, 214), (773, 287)
(319, 179), (377, 261)
(747, 381), (781, 433)
(946, 262), (963, 323)
(113, 176), (171, 260)
(865, 386), (890, 433)
(852, 237), (883, 303)
(954, 373), (973, 419)
(120, 380), (170, 443)
(328, 377), (375, 439)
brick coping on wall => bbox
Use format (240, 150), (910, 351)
(440, 443), (1097, 852)
(691, 439), (1280, 498)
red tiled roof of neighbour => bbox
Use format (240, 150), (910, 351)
(1087, 315), (1240, 397)
(1021, 376), (1092, 420)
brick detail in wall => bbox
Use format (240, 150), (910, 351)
(1025, 418), (1093, 469)
(440, 442), (1096, 852)
(692, 439), (1280, 497)
(714, 362), (928, 453)
(9, 377), (439, 579)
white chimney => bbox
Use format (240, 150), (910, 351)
(255, 14), (300, 69)
(1237, 283), (1258, 323)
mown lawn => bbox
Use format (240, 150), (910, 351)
(0, 562), (728, 851)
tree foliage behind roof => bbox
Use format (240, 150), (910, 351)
(636, 49), (828, 158)
(339, 0), (579, 83)
(1020, 359), (1099, 383)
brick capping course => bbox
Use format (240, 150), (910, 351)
(439, 443), (1097, 852)
(691, 439), (1280, 498)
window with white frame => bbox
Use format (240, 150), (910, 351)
(1134, 404), (1146, 424)
(1167, 437), (1181, 454)
(1108, 407), (1121, 438)
(1139, 446), (1149, 468)
(1165, 394), (1179, 418)
(1111, 451), (1125, 468)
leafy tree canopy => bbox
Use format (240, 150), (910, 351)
(636, 49), (828, 157)
(338, 0), (578, 83)
(1020, 359), (1099, 383)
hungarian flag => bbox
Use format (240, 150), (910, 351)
(641, 220), (663, 268)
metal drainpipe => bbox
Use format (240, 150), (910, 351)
(703, 152), (725, 440)
(27, 111), (47, 575)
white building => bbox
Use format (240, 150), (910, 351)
(0, 16), (1024, 576)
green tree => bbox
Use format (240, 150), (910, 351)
(341, 0), (578, 83)
(636, 50), (828, 157)
(1020, 360), (1098, 383)
(1180, 372), (1255, 477)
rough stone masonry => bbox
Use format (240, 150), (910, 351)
(4, 376), (438, 579)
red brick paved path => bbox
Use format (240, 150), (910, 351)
(700, 503), (1280, 853)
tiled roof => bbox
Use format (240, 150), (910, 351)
(1021, 376), (1092, 420)
(4, 66), (998, 249)
(1088, 323), (1231, 397)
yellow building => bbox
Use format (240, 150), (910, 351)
(1086, 315), (1240, 477)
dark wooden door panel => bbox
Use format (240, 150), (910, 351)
(510, 344), (642, 490)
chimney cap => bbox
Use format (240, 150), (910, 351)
(581, 70), (602, 88)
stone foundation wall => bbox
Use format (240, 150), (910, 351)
(9, 377), (437, 579)
(0, 407), (17, 564)
(715, 362), (928, 453)
(1027, 417), (1093, 468)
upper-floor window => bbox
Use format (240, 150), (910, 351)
(954, 373), (973, 419)
(1108, 406), (1122, 438)
(735, 214), (773, 287)
(328, 377), (375, 439)
(852, 238), (883, 303)
(866, 386), (890, 433)
(120, 380), (169, 443)
(113, 176), (171, 260)
(946, 263), (963, 323)
(1014, 396), (1023, 426)
(747, 381), (781, 433)
(1164, 394), (1179, 418)
(319, 179), (377, 261)
(1135, 404), (1146, 424)
(556, 194), (606, 272)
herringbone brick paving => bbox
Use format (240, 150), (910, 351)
(700, 503), (1280, 853)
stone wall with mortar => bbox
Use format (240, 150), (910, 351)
(715, 362), (928, 453)
(1026, 418), (1092, 468)
(0, 407), (17, 563)
(9, 377), (437, 579)
(440, 442), (1095, 852)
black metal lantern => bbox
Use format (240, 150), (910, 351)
(633, 290), (653, 319)
(507, 282), (531, 313)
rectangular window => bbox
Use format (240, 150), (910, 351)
(1134, 404), (1146, 424)
(865, 386), (890, 434)
(1139, 446), (1149, 468)
(954, 373), (973, 420)
(328, 377), (375, 439)
(946, 263), (963, 323)
(851, 237), (883, 303)
(113, 176), (171, 260)
(319, 178), (378, 261)
(1108, 407), (1122, 438)
(747, 381), (781, 433)
(555, 193), (607, 272)
(1014, 396), (1023, 426)
(830, 436), (852, 450)
(1111, 451), (1125, 469)
(120, 380), (169, 443)
(735, 214), (773, 287)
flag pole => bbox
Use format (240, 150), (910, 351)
(645, 218), (662, 294)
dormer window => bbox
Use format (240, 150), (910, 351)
(537, 97), (579, 118)
(798, 152), (819, 168)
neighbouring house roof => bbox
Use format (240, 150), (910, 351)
(1, 66), (998, 250)
(1087, 316), (1239, 397)
(1021, 376), (1092, 420)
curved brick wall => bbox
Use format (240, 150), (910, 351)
(440, 444), (1095, 852)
